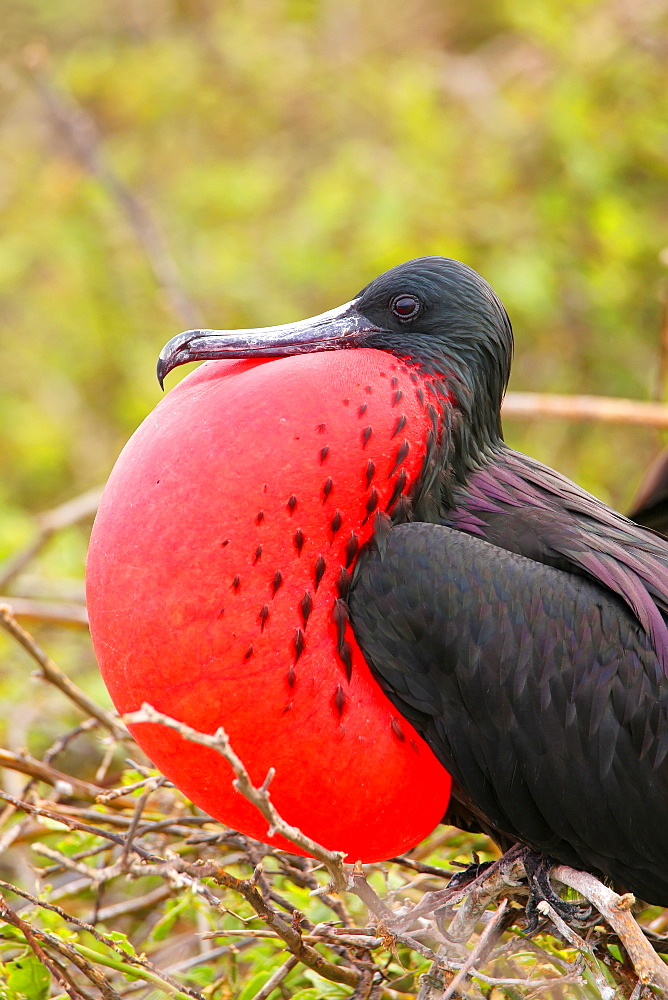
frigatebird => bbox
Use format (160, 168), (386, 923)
(87, 257), (668, 912)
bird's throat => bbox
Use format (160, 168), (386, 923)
(87, 348), (451, 860)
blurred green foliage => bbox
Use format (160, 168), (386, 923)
(1, 4), (667, 994)
(1, 0), (668, 562)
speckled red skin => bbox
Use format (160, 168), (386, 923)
(86, 348), (451, 861)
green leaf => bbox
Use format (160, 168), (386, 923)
(106, 930), (137, 956)
(236, 970), (273, 1000)
(149, 895), (195, 942)
(3, 952), (50, 1000)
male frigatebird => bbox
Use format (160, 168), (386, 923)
(87, 257), (668, 911)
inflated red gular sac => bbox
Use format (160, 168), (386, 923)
(86, 263), (458, 862)
(88, 257), (668, 912)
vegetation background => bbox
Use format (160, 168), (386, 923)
(1, 0), (668, 997)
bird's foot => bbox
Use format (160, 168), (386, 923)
(446, 852), (494, 890)
(521, 849), (594, 935)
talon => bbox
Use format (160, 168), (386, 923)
(521, 848), (594, 934)
(446, 856), (493, 890)
(498, 850), (526, 887)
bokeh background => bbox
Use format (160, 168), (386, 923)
(1, 1), (668, 995)
(3, 0), (668, 541)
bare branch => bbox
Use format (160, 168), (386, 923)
(0, 487), (102, 591)
(503, 391), (668, 427)
(0, 892), (86, 1000)
(0, 879), (201, 999)
(0, 596), (88, 627)
(205, 926), (383, 950)
(442, 899), (513, 1000)
(0, 606), (126, 739)
(0, 747), (120, 801)
(97, 775), (168, 803)
(0, 791), (162, 862)
(124, 703), (349, 888)
(248, 954), (299, 1000)
(553, 865), (668, 993)
(535, 900), (614, 999)
(25, 59), (201, 329)
(169, 858), (361, 988)
(119, 777), (165, 867)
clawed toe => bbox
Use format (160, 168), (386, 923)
(445, 845), (596, 939)
(446, 854), (494, 890)
(521, 849), (594, 935)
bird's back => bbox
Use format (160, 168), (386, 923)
(349, 445), (668, 903)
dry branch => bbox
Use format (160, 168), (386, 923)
(124, 702), (349, 888)
(205, 926), (384, 950)
(248, 954), (299, 1000)
(122, 704), (668, 997)
(553, 866), (668, 992)
(0, 605), (126, 739)
(25, 56), (201, 330)
(0, 747), (117, 801)
(534, 899), (614, 1000)
(0, 892), (87, 1000)
(0, 486), (102, 592)
(0, 880), (201, 999)
(0, 596), (88, 627)
(0, 791), (162, 863)
(503, 391), (668, 427)
(169, 858), (363, 989)
(442, 899), (513, 1000)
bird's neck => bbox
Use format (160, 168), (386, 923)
(401, 367), (504, 523)
(369, 342), (507, 522)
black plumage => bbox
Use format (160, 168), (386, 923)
(345, 258), (668, 904)
(350, 522), (668, 903)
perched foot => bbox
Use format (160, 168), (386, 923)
(521, 849), (594, 934)
(446, 853), (494, 891)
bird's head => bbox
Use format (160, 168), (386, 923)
(158, 257), (513, 464)
(353, 257), (513, 418)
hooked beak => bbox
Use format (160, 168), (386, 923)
(157, 298), (381, 388)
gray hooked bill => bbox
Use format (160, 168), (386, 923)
(157, 298), (380, 388)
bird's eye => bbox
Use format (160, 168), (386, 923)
(390, 294), (421, 320)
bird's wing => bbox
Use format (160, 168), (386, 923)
(448, 448), (668, 670)
(349, 521), (668, 902)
